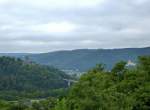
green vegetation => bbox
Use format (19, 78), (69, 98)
(62, 56), (150, 110)
(0, 56), (70, 100)
(0, 56), (150, 110)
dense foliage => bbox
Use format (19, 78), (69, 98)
(0, 56), (150, 110)
(62, 56), (150, 110)
(0, 56), (70, 100)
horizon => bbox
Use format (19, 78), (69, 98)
(0, 46), (149, 54)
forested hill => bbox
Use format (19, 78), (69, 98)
(1, 56), (149, 110)
(53, 56), (150, 110)
(27, 47), (150, 71)
(0, 56), (70, 100)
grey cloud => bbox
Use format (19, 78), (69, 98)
(0, 0), (150, 52)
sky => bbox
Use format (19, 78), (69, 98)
(0, 0), (150, 53)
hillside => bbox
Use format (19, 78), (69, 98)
(1, 56), (150, 110)
(54, 56), (150, 110)
(0, 56), (70, 100)
(0, 53), (29, 58)
(26, 47), (150, 72)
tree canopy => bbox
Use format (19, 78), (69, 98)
(0, 56), (70, 100)
(0, 56), (150, 110)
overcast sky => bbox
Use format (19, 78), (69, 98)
(0, 0), (150, 53)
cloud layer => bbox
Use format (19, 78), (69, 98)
(0, 0), (150, 53)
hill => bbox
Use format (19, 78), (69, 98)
(0, 53), (29, 58)
(0, 56), (70, 100)
(26, 47), (150, 72)
(1, 56), (150, 110)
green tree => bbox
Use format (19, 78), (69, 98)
(111, 61), (127, 74)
